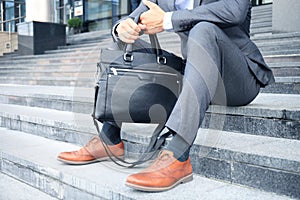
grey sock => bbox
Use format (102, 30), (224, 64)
(166, 131), (191, 162)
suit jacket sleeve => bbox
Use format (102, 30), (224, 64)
(171, 0), (250, 32)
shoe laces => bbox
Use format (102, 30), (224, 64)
(146, 150), (175, 171)
(84, 136), (100, 148)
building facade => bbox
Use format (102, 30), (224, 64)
(1, 0), (131, 32)
(1, 0), (274, 33)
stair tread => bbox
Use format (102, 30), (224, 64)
(122, 121), (300, 166)
(0, 87), (299, 119)
(207, 93), (300, 120)
(0, 173), (56, 200)
(252, 32), (300, 40)
(275, 76), (300, 82)
(0, 98), (299, 165)
(194, 128), (300, 165)
(0, 84), (94, 101)
(0, 128), (294, 200)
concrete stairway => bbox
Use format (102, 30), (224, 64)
(0, 4), (299, 200)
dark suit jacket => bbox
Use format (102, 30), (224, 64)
(116, 0), (275, 86)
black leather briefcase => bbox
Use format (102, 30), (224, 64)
(93, 34), (184, 124)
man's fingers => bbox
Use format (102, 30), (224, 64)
(138, 23), (147, 30)
(142, 0), (158, 10)
(122, 18), (140, 35)
(116, 18), (141, 43)
(118, 30), (138, 43)
(126, 18), (141, 33)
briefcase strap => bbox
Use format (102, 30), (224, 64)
(92, 116), (171, 168)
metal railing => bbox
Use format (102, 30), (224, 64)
(0, 0), (25, 32)
(1, 16), (25, 32)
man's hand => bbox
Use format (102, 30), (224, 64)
(139, 0), (165, 34)
(116, 18), (141, 44)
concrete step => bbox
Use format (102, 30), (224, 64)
(268, 62), (300, 77)
(0, 84), (94, 114)
(0, 50), (100, 62)
(202, 93), (300, 140)
(252, 32), (300, 44)
(0, 56), (99, 65)
(44, 47), (108, 56)
(261, 77), (300, 94)
(250, 26), (272, 36)
(0, 76), (94, 87)
(251, 17), (272, 24)
(46, 45), (103, 55)
(251, 11), (272, 18)
(48, 39), (112, 54)
(0, 71), (95, 78)
(264, 54), (300, 63)
(256, 42), (300, 53)
(0, 76), (300, 94)
(0, 103), (97, 144)
(20, 31), (300, 63)
(0, 67), (95, 73)
(62, 31), (300, 56)
(0, 129), (293, 200)
(0, 173), (56, 200)
(0, 62), (96, 70)
(0, 76), (297, 94)
(261, 47), (300, 56)
(263, 51), (300, 57)
(252, 5), (272, 13)
(60, 31), (300, 56)
(1, 59), (298, 77)
(0, 92), (299, 140)
(58, 38), (112, 49)
(250, 21), (272, 29)
(0, 52), (19, 61)
(67, 30), (111, 45)
(58, 31), (300, 57)
(272, 66), (300, 77)
(44, 46), (101, 55)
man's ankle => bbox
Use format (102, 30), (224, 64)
(166, 131), (191, 162)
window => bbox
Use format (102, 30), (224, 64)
(85, 0), (129, 31)
(0, 0), (25, 32)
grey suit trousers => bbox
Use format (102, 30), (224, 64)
(110, 22), (261, 146)
(167, 22), (260, 145)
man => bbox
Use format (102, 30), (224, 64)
(58, 0), (274, 192)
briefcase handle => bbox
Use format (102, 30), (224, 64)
(124, 35), (166, 64)
(123, 12), (166, 64)
(124, 34), (165, 64)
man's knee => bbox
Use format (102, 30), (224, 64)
(188, 22), (219, 42)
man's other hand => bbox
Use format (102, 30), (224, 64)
(116, 18), (141, 44)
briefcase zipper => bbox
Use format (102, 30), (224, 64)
(110, 67), (179, 77)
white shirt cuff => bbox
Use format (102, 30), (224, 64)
(163, 12), (174, 31)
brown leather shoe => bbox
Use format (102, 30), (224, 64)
(125, 150), (193, 192)
(57, 136), (124, 165)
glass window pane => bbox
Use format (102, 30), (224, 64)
(86, 0), (111, 21)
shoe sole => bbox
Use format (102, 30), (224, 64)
(125, 173), (193, 192)
(57, 156), (124, 165)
